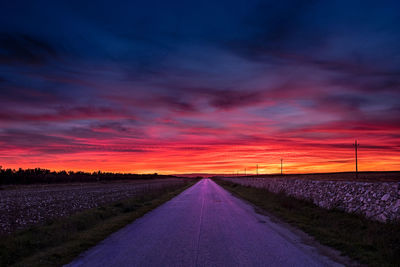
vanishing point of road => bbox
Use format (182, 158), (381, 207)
(67, 179), (343, 267)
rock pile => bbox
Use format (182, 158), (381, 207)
(222, 177), (400, 222)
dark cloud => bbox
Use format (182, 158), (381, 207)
(206, 90), (266, 110)
(159, 86), (271, 110)
(0, 129), (79, 149)
(230, 0), (319, 56)
(0, 33), (58, 65)
(91, 121), (129, 133)
(0, 85), (63, 105)
(313, 95), (369, 115)
(0, 106), (129, 122)
(155, 96), (197, 113)
(0, 129), (149, 154)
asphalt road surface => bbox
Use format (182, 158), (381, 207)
(67, 179), (343, 267)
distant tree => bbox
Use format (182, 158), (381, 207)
(0, 167), (178, 185)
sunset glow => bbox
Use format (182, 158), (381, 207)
(1, 1), (400, 174)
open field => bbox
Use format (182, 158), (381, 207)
(0, 179), (190, 235)
(216, 179), (400, 266)
(220, 171), (400, 182)
(0, 180), (197, 266)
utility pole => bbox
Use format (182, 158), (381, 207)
(353, 140), (359, 179)
(256, 164), (258, 176)
(280, 158), (283, 175)
(244, 168), (246, 176)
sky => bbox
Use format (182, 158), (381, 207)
(0, 0), (400, 174)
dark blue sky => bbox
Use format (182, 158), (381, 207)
(1, 0), (400, 173)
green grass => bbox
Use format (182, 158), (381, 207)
(216, 180), (400, 267)
(0, 180), (197, 267)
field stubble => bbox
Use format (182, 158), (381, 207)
(0, 179), (187, 235)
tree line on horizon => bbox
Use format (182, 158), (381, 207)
(0, 166), (175, 185)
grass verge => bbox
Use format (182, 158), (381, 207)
(215, 179), (400, 267)
(0, 180), (197, 267)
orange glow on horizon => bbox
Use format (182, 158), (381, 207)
(2, 141), (399, 174)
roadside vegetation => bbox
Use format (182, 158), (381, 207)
(0, 179), (197, 267)
(216, 179), (400, 267)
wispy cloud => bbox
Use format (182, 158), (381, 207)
(0, 0), (399, 173)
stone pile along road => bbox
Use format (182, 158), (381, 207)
(222, 177), (400, 222)
(67, 179), (344, 267)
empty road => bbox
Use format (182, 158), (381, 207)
(67, 179), (343, 267)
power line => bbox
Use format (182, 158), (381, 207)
(353, 140), (359, 179)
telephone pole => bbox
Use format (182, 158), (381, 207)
(256, 164), (259, 176)
(353, 140), (359, 179)
(244, 168), (246, 176)
(280, 158), (283, 175)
